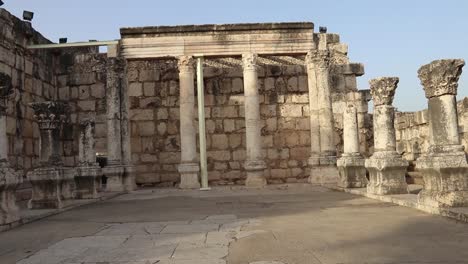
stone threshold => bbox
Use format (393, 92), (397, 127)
(0, 191), (125, 233)
(328, 185), (468, 224)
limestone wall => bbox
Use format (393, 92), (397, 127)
(126, 59), (370, 186)
(395, 97), (468, 161)
(0, 9), (57, 176)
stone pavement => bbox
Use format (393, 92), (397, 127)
(2, 185), (468, 264)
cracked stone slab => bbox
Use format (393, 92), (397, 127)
(95, 223), (165, 236)
(172, 243), (228, 260)
(161, 224), (219, 234)
(249, 262), (286, 264)
(153, 233), (206, 246)
(206, 231), (236, 246)
(235, 230), (268, 240)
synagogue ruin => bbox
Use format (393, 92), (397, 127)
(0, 6), (467, 231)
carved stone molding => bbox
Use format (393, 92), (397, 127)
(177, 55), (195, 73)
(369, 77), (399, 106)
(242, 53), (258, 71)
(30, 101), (69, 130)
(418, 59), (465, 98)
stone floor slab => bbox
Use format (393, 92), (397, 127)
(161, 223), (219, 234)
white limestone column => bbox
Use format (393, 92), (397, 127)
(343, 105), (360, 154)
(177, 56), (200, 189)
(337, 104), (367, 188)
(106, 57), (123, 166)
(242, 53), (266, 187)
(305, 52), (321, 166)
(316, 50), (336, 161)
(365, 77), (408, 195)
(79, 119), (97, 165)
(416, 59), (468, 207)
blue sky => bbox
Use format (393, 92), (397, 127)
(3, 0), (467, 111)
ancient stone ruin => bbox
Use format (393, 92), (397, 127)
(0, 6), (467, 230)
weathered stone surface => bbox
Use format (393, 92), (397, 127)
(369, 77), (398, 106)
(418, 59), (465, 98)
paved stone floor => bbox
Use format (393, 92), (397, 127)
(1, 185), (468, 264)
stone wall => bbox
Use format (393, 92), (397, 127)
(0, 9), (57, 178)
(396, 97), (468, 161)
(127, 59), (370, 186)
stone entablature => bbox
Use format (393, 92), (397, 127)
(120, 22), (347, 59)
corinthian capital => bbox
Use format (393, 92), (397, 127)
(305, 50), (330, 69)
(417, 59), (465, 98)
(369, 77), (399, 106)
(30, 101), (69, 130)
(242, 53), (258, 71)
(177, 56), (195, 73)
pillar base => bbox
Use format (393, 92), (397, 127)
(0, 163), (22, 225)
(123, 165), (137, 192)
(245, 160), (267, 188)
(308, 155), (339, 185)
(27, 167), (75, 209)
(103, 165), (125, 192)
(178, 163), (200, 189)
(365, 151), (408, 195)
(416, 146), (468, 207)
(337, 154), (368, 188)
(75, 166), (102, 199)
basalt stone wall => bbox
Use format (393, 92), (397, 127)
(127, 59), (370, 186)
(395, 97), (468, 161)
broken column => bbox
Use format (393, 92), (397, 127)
(103, 56), (134, 192)
(337, 104), (368, 188)
(242, 53), (267, 187)
(416, 59), (468, 207)
(0, 73), (21, 227)
(27, 101), (75, 209)
(307, 40), (339, 185)
(177, 56), (200, 189)
(365, 77), (408, 195)
(75, 118), (102, 199)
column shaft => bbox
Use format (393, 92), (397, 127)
(428, 94), (460, 146)
(317, 65), (335, 157)
(242, 53), (266, 187)
(306, 58), (321, 164)
(373, 105), (397, 152)
(343, 105), (360, 154)
(0, 115), (8, 161)
(106, 58), (123, 165)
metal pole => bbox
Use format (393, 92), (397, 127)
(197, 56), (210, 190)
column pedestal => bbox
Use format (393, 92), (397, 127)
(27, 167), (75, 209)
(365, 151), (408, 195)
(103, 164), (125, 192)
(245, 160), (267, 187)
(178, 163), (200, 189)
(75, 166), (102, 199)
(0, 162), (22, 226)
(337, 154), (367, 188)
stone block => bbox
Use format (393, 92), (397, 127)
(90, 83), (105, 98)
(208, 151), (231, 161)
(232, 78), (243, 93)
(229, 134), (242, 149)
(271, 168), (291, 179)
(223, 120), (235, 132)
(143, 82), (156, 96)
(138, 121), (155, 136)
(232, 149), (245, 161)
(78, 100), (95, 111)
(129, 82), (143, 97)
(223, 106), (238, 118)
(130, 109), (154, 121)
(290, 147), (309, 159)
(279, 104), (302, 117)
(58, 87), (69, 100)
(212, 134), (229, 150)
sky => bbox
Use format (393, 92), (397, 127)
(3, 0), (467, 112)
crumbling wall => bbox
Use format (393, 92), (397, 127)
(0, 9), (58, 180)
(395, 97), (468, 161)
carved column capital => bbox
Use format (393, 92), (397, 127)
(305, 50), (330, 70)
(30, 101), (69, 130)
(177, 56), (195, 74)
(369, 77), (399, 106)
(242, 53), (258, 71)
(418, 59), (465, 98)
